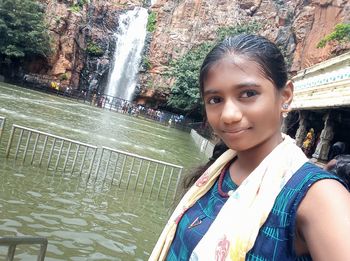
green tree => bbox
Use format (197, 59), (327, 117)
(317, 23), (350, 48)
(167, 43), (212, 116)
(0, 0), (51, 61)
(167, 22), (260, 116)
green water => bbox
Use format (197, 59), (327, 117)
(0, 83), (206, 260)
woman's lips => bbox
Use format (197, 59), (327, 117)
(222, 127), (250, 133)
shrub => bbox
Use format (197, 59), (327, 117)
(147, 12), (157, 32)
(317, 23), (350, 48)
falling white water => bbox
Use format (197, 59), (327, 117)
(105, 7), (148, 101)
(150, 0), (157, 5)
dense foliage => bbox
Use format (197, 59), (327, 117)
(147, 11), (157, 32)
(0, 0), (51, 60)
(317, 23), (350, 48)
(167, 22), (260, 117)
(167, 43), (212, 116)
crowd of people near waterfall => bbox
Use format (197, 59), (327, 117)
(151, 34), (350, 261)
(87, 91), (186, 126)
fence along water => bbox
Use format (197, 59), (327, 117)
(3, 123), (183, 201)
(0, 236), (47, 261)
(5, 124), (97, 177)
(92, 147), (183, 201)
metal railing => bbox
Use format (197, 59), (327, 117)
(5, 125), (97, 177)
(0, 116), (5, 143)
(0, 236), (47, 261)
(92, 146), (183, 201)
(2, 124), (184, 201)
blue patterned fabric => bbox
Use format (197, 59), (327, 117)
(166, 165), (238, 260)
(166, 162), (344, 261)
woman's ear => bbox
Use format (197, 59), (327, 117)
(281, 80), (294, 113)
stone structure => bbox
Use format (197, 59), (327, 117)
(294, 111), (309, 147)
(286, 51), (350, 161)
(312, 113), (335, 160)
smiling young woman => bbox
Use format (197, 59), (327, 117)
(150, 34), (350, 261)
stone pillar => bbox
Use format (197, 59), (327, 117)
(312, 112), (334, 161)
(295, 111), (308, 147)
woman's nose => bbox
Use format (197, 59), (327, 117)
(221, 100), (242, 124)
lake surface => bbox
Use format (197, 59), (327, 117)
(0, 83), (206, 260)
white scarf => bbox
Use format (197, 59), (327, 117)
(150, 134), (308, 261)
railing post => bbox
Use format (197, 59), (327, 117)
(126, 157), (136, 189)
(70, 144), (80, 174)
(22, 131), (32, 163)
(94, 149), (104, 184)
(5, 125), (15, 158)
(111, 153), (120, 185)
(7, 244), (16, 261)
(173, 168), (183, 201)
(30, 133), (40, 165)
(102, 150), (112, 188)
(78, 147), (88, 176)
(157, 165), (167, 199)
(0, 116), (5, 144)
(164, 167), (174, 202)
(37, 238), (48, 261)
(86, 148), (97, 182)
(14, 129), (24, 160)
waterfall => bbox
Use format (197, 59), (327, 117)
(105, 7), (148, 101)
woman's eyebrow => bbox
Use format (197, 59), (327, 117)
(235, 82), (261, 88)
(203, 82), (261, 96)
(203, 88), (219, 96)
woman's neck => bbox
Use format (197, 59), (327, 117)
(230, 132), (283, 184)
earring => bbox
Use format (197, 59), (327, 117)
(282, 112), (289, 118)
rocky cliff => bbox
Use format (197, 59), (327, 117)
(26, 0), (145, 90)
(141, 0), (350, 102)
(25, 0), (349, 102)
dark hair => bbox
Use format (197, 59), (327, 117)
(328, 141), (347, 161)
(199, 34), (288, 95)
(179, 141), (228, 196)
(331, 154), (350, 189)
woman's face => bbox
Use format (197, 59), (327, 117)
(203, 56), (286, 153)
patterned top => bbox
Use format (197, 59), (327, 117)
(166, 162), (343, 261)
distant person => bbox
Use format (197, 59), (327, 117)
(150, 34), (350, 260)
(302, 128), (315, 157)
(328, 141), (347, 161)
(91, 93), (97, 106)
(325, 154), (350, 189)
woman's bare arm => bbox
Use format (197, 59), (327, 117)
(297, 179), (350, 260)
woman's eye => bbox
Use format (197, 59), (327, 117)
(207, 97), (222, 104)
(241, 90), (258, 98)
